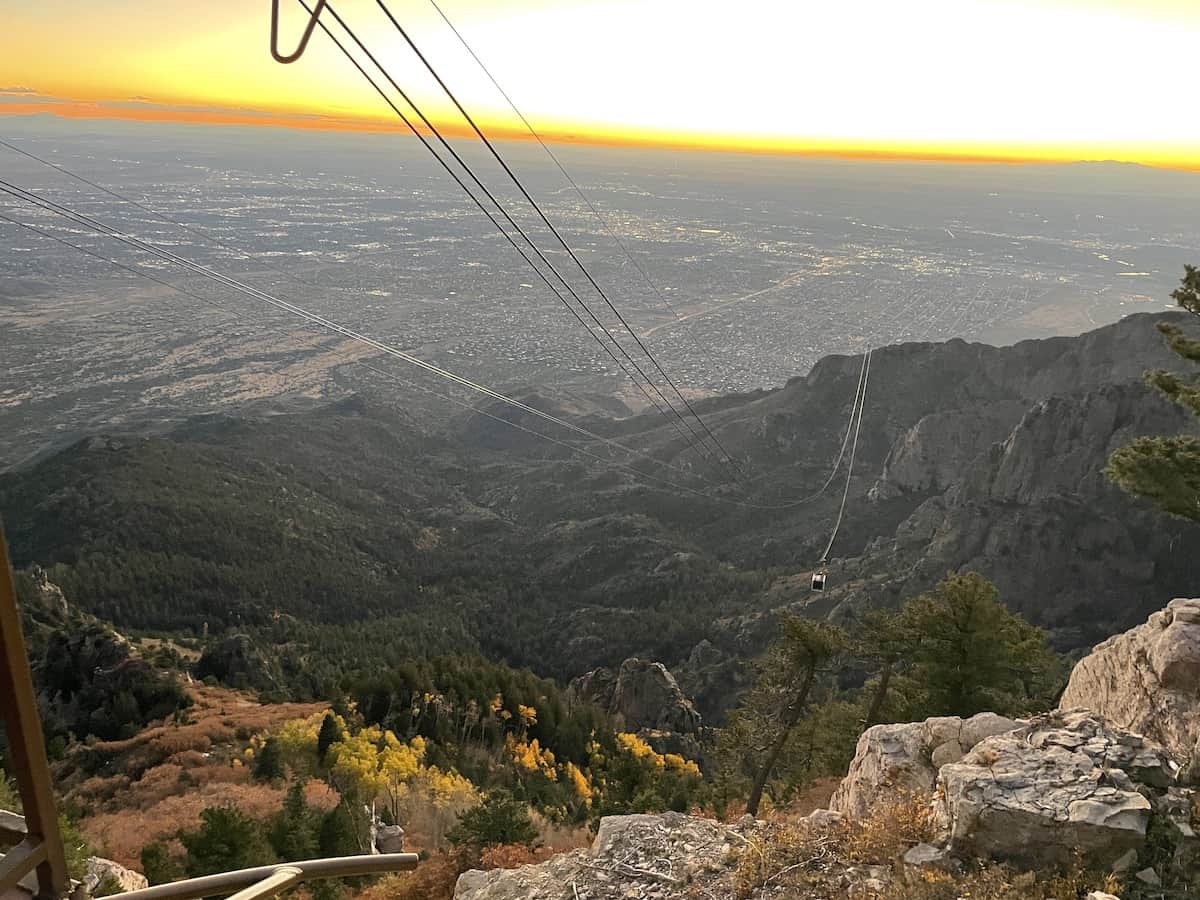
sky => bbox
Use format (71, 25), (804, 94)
(2, 0), (1198, 168)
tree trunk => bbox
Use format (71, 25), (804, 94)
(863, 659), (894, 728)
(746, 665), (816, 816)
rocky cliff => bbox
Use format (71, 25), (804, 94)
(565, 658), (701, 735)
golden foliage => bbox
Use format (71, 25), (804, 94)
(505, 735), (558, 781)
(614, 733), (702, 777)
(564, 762), (593, 806)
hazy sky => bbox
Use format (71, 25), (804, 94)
(2, 0), (1198, 168)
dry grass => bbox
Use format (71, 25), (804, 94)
(734, 792), (1120, 900)
(65, 684), (326, 868)
(777, 778), (842, 822)
(356, 854), (466, 900)
(884, 861), (1121, 900)
(838, 792), (938, 864)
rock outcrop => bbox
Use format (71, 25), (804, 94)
(829, 712), (1019, 818)
(935, 710), (1180, 866)
(454, 813), (745, 900)
(1060, 598), (1200, 775)
(831, 705), (1193, 868)
(565, 659), (700, 734)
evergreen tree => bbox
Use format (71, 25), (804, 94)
(731, 616), (848, 816)
(1107, 265), (1200, 520)
(319, 804), (365, 858)
(179, 806), (276, 877)
(317, 713), (342, 762)
(892, 572), (1062, 718)
(140, 842), (185, 886)
(253, 736), (284, 782)
(447, 790), (538, 851)
(268, 782), (319, 861)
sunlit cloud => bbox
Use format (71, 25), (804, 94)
(1, 0), (1197, 169)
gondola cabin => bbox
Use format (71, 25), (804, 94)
(811, 569), (827, 592)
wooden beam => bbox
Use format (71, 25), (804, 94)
(0, 524), (68, 900)
(0, 840), (47, 895)
(0, 811), (28, 849)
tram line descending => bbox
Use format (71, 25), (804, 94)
(298, 1), (737, 482)
(425, 0), (719, 360)
(370, 0), (742, 477)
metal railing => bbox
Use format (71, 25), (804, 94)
(118, 854), (419, 900)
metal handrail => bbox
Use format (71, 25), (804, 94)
(117, 853), (419, 900)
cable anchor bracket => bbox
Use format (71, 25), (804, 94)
(270, 0), (328, 64)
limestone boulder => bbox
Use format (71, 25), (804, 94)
(454, 812), (744, 900)
(83, 857), (148, 895)
(829, 712), (1018, 818)
(935, 709), (1180, 866)
(1060, 598), (1200, 774)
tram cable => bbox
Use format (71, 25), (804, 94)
(0, 181), (732, 489)
(424, 0), (719, 360)
(306, 0), (737, 480)
(371, 0), (742, 476)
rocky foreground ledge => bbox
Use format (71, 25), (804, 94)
(456, 599), (1200, 899)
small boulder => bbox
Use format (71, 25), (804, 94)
(902, 842), (953, 871)
(375, 824), (405, 854)
(83, 858), (148, 895)
(800, 808), (844, 829)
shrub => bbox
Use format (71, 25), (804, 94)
(447, 790), (537, 853)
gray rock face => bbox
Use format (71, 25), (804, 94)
(935, 710), (1180, 866)
(1060, 598), (1200, 774)
(829, 712), (1019, 818)
(814, 367), (1200, 649)
(566, 659), (701, 734)
(454, 813), (744, 900)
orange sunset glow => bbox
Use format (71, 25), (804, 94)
(2, 0), (1199, 168)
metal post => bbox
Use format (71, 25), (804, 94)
(0, 522), (69, 899)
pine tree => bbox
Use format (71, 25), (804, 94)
(140, 842), (184, 886)
(253, 736), (284, 782)
(317, 712), (342, 762)
(732, 616), (848, 816)
(180, 806), (276, 877)
(893, 572), (1062, 718)
(268, 782), (319, 861)
(1107, 265), (1200, 520)
(447, 790), (538, 851)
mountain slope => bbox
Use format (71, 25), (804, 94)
(1, 312), (1196, 687)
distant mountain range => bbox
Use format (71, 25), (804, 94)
(2, 312), (1196, 710)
